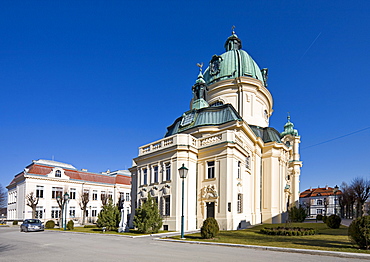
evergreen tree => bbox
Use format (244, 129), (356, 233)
(133, 194), (163, 233)
(288, 205), (307, 222)
(96, 200), (120, 231)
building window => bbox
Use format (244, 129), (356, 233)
(246, 155), (250, 169)
(317, 209), (322, 214)
(207, 161), (215, 179)
(52, 187), (63, 199)
(165, 163), (171, 181)
(164, 196), (170, 216)
(210, 101), (223, 107)
(317, 199), (323, 205)
(51, 206), (60, 218)
(143, 168), (148, 185)
(153, 166), (158, 183)
(36, 206), (43, 219)
(108, 191), (113, 200)
(125, 193), (130, 202)
(70, 188), (76, 200)
(237, 161), (241, 179)
(55, 170), (61, 177)
(92, 208), (97, 217)
(69, 206), (76, 218)
(92, 190), (98, 201)
(101, 191), (106, 201)
(153, 197), (158, 207)
(36, 186), (44, 198)
(237, 194), (243, 213)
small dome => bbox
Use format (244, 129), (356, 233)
(203, 33), (265, 85)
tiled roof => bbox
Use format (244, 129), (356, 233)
(7, 163), (131, 188)
(300, 187), (342, 198)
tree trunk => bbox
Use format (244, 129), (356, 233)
(82, 208), (86, 225)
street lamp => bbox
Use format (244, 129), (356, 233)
(178, 163), (188, 239)
(333, 185), (339, 216)
(63, 192), (70, 231)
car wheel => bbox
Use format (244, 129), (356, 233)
(20, 227), (23, 232)
(24, 227), (28, 232)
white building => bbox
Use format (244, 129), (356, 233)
(129, 31), (302, 231)
(299, 186), (342, 218)
(7, 159), (131, 224)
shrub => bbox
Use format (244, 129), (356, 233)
(322, 215), (328, 223)
(84, 225), (96, 228)
(326, 214), (341, 229)
(288, 205), (307, 222)
(67, 220), (74, 230)
(12, 221), (18, 225)
(97, 199), (121, 231)
(201, 217), (220, 239)
(260, 227), (316, 236)
(133, 194), (163, 234)
(45, 220), (55, 229)
(348, 216), (370, 250)
(316, 214), (323, 220)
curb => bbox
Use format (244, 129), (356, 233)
(157, 238), (370, 260)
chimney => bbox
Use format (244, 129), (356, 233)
(81, 169), (88, 172)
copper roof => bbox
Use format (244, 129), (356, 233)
(300, 187), (342, 198)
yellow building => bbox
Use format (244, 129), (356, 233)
(129, 31), (302, 231)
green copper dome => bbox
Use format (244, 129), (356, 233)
(203, 32), (267, 86)
(281, 115), (299, 137)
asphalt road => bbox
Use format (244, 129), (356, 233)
(0, 227), (367, 262)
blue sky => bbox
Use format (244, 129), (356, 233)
(1, 1), (369, 192)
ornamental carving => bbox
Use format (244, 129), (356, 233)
(161, 184), (171, 195)
(150, 186), (158, 197)
(139, 189), (147, 198)
(201, 185), (218, 200)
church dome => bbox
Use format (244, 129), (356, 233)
(203, 32), (266, 86)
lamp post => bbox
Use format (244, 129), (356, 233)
(178, 163), (188, 239)
(63, 192), (69, 231)
(333, 185), (339, 216)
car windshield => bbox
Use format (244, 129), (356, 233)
(27, 219), (41, 224)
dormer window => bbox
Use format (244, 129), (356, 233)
(55, 170), (61, 177)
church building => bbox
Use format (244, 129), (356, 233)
(129, 30), (302, 231)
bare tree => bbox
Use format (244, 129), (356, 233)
(0, 184), (6, 208)
(340, 182), (356, 219)
(26, 192), (39, 219)
(351, 177), (370, 218)
(79, 191), (89, 225)
(323, 198), (329, 216)
(101, 192), (109, 207)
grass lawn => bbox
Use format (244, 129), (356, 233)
(176, 223), (370, 254)
(47, 226), (169, 236)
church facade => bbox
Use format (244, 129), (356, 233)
(129, 31), (302, 231)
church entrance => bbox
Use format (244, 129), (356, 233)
(206, 202), (215, 218)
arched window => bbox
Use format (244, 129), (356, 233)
(237, 161), (241, 179)
(246, 155), (250, 170)
(55, 170), (61, 177)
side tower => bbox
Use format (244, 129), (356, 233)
(281, 116), (302, 207)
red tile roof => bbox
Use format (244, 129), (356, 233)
(7, 163), (131, 188)
(300, 187), (342, 198)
